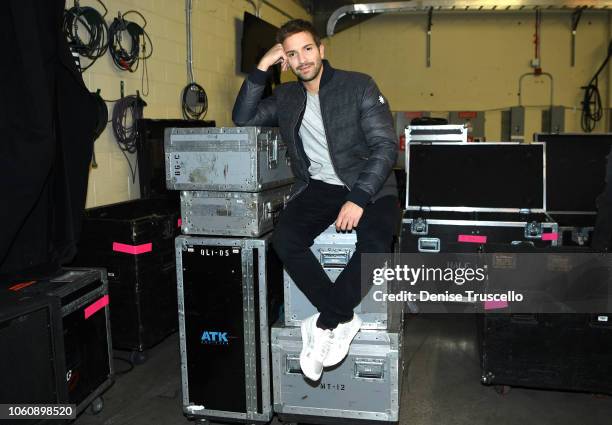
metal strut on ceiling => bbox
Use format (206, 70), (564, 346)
(570, 6), (585, 67)
(326, 1), (612, 37)
(426, 7), (433, 67)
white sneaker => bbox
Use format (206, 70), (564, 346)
(323, 314), (362, 367)
(299, 313), (334, 381)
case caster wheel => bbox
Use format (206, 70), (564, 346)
(130, 350), (147, 365)
(195, 420), (209, 425)
(89, 396), (104, 414)
(494, 385), (511, 395)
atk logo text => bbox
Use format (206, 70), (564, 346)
(200, 330), (229, 345)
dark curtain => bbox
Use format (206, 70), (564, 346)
(0, 0), (96, 279)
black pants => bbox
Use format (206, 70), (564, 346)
(272, 180), (400, 329)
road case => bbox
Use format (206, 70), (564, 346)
(180, 185), (291, 237)
(0, 289), (68, 425)
(19, 268), (113, 415)
(283, 225), (403, 329)
(401, 211), (559, 253)
(534, 132), (612, 247)
(402, 142), (558, 252)
(165, 126), (294, 192)
(271, 321), (403, 424)
(72, 198), (179, 356)
(136, 118), (215, 200)
(176, 234), (283, 423)
(479, 312), (612, 395)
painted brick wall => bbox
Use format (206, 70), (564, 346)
(80, 0), (309, 207)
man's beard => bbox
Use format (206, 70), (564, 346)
(292, 60), (322, 83)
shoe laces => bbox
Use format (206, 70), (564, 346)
(314, 329), (334, 359)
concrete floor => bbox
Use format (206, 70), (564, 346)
(74, 314), (612, 425)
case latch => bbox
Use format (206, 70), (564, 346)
(354, 359), (384, 379)
(267, 135), (278, 169)
(524, 221), (542, 239)
(411, 217), (429, 235)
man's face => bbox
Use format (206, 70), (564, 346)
(282, 31), (324, 83)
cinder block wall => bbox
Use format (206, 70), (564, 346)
(323, 10), (612, 140)
(81, 0), (309, 207)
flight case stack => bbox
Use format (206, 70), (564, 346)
(167, 127), (291, 424)
(165, 127), (294, 237)
(274, 225), (404, 423)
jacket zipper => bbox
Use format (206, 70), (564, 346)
(318, 92), (350, 190)
(287, 94), (310, 202)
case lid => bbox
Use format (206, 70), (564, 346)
(535, 133), (612, 214)
(406, 142), (546, 212)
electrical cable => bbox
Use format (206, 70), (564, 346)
(581, 40), (612, 133)
(181, 0), (208, 120)
(113, 356), (134, 375)
(108, 10), (153, 77)
(63, 0), (109, 72)
(112, 95), (146, 184)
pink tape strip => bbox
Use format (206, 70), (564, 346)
(458, 234), (487, 244)
(84, 295), (109, 319)
(112, 242), (152, 255)
(542, 232), (559, 241)
(484, 300), (509, 310)
(177, 218), (182, 228)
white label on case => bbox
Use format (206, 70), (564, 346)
(598, 315), (608, 322)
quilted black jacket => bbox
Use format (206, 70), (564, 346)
(232, 60), (397, 207)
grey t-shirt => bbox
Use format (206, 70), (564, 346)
(298, 92), (344, 186)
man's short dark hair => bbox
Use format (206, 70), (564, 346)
(276, 19), (321, 46)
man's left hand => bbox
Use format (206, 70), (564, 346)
(335, 201), (364, 231)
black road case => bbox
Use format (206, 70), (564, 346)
(0, 289), (68, 425)
(479, 312), (612, 395)
(72, 198), (180, 358)
(534, 132), (612, 247)
(401, 142), (558, 253)
(19, 268), (114, 415)
(176, 233), (283, 423)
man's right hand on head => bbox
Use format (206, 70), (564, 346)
(257, 43), (289, 72)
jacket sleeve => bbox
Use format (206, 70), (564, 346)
(232, 68), (279, 126)
(345, 78), (398, 208)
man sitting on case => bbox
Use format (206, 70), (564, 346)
(232, 19), (399, 382)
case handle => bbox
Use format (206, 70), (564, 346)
(418, 237), (440, 253)
(319, 249), (352, 268)
(354, 360), (384, 379)
(264, 199), (285, 225)
(285, 355), (301, 374)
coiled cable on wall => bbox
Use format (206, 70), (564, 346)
(112, 95), (146, 183)
(581, 40), (612, 133)
(108, 11), (153, 73)
(63, 0), (109, 72)
(181, 0), (208, 120)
